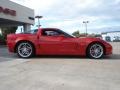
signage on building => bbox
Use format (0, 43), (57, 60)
(0, 6), (16, 16)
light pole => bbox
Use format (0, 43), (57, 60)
(83, 21), (89, 36)
(35, 16), (43, 28)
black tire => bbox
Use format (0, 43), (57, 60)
(87, 43), (104, 59)
(16, 42), (34, 58)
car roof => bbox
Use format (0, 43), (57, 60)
(41, 28), (59, 31)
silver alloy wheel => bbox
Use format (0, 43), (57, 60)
(90, 44), (103, 59)
(17, 42), (32, 58)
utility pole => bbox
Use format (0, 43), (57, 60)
(83, 21), (89, 36)
(35, 16), (43, 28)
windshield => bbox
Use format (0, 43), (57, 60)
(58, 29), (75, 38)
(65, 31), (76, 37)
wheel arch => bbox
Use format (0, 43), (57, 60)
(86, 41), (106, 56)
(14, 40), (36, 54)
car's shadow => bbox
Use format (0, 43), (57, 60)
(103, 54), (120, 60)
(32, 54), (120, 60)
(1, 54), (120, 61)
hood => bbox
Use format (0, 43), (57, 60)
(78, 37), (102, 41)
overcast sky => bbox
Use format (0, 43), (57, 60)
(10, 0), (120, 33)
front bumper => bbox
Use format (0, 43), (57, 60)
(105, 43), (112, 55)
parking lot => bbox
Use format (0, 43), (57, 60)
(0, 42), (120, 90)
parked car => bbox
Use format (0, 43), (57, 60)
(7, 28), (112, 59)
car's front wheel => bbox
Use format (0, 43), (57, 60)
(87, 43), (104, 59)
(17, 42), (34, 58)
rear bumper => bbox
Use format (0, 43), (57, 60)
(7, 41), (16, 53)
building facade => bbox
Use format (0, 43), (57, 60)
(0, 0), (34, 31)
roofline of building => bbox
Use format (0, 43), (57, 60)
(9, 0), (34, 11)
(101, 30), (120, 34)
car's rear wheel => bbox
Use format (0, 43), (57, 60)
(17, 42), (34, 58)
(87, 43), (104, 59)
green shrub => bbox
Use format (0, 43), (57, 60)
(0, 34), (6, 44)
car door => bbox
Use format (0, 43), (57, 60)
(38, 29), (63, 55)
(55, 29), (79, 55)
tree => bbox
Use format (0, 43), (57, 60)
(72, 30), (80, 37)
(1, 27), (17, 37)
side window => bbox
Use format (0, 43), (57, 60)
(42, 30), (62, 36)
(41, 29), (74, 38)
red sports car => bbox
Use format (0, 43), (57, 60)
(7, 28), (112, 59)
